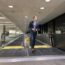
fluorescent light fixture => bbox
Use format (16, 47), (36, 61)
(8, 5), (13, 8)
(40, 7), (45, 10)
(0, 17), (6, 19)
(45, 0), (51, 2)
(9, 30), (16, 34)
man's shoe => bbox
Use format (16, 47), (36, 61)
(32, 49), (36, 53)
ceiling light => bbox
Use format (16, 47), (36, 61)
(0, 17), (6, 19)
(8, 5), (13, 8)
(40, 7), (45, 10)
(25, 16), (28, 19)
(45, 0), (51, 2)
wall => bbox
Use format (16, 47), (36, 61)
(45, 13), (65, 50)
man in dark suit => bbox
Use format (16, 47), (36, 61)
(28, 16), (38, 52)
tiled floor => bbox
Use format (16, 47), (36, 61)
(0, 58), (65, 65)
(0, 47), (65, 57)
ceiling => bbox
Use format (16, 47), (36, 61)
(0, 0), (65, 32)
(0, 13), (20, 31)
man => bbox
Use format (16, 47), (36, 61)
(28, 16), (38, 52)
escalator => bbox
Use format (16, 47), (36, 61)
(0, 34), (65, 57)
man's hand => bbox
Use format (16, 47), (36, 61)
(32, 28), (37, 31)
(32, 28), (35, 31)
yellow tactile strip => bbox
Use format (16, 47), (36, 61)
(0, 45), (52, 50)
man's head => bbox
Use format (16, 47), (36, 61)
(33, 16), (37, 21)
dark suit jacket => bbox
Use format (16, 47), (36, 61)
(28, 21), (38, 35)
